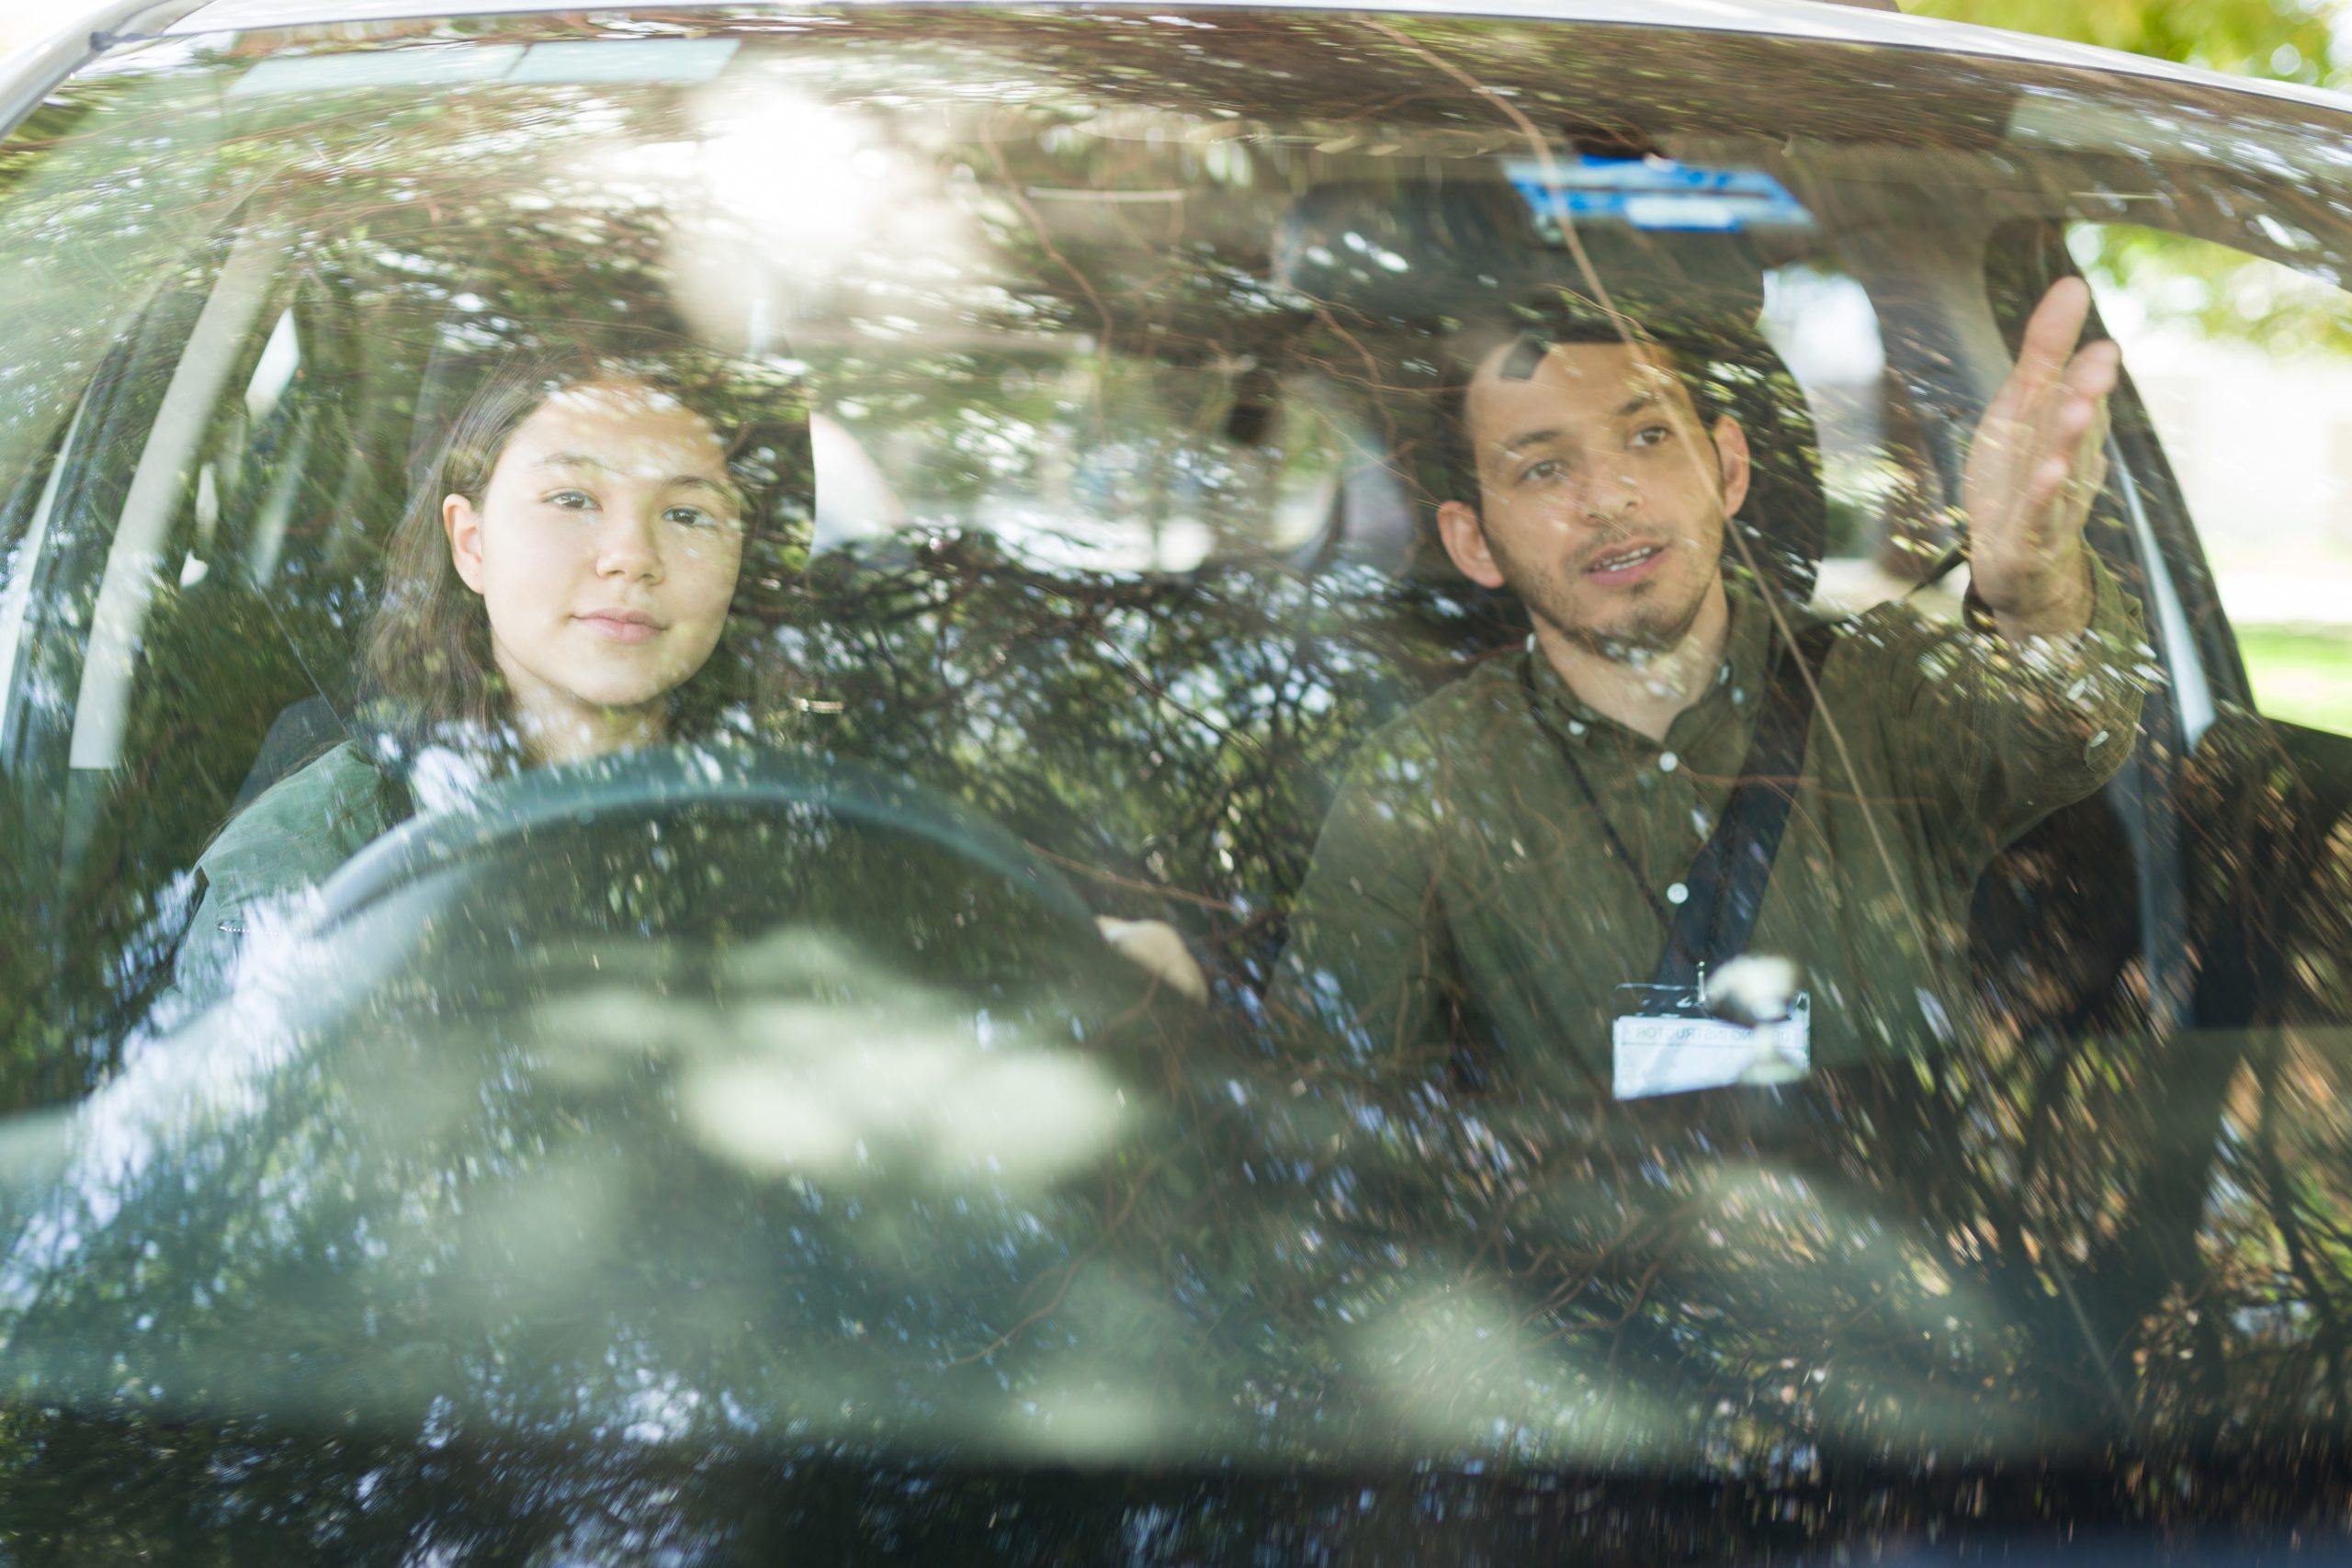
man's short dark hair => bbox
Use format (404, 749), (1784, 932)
(1431, 294), (1746, 511)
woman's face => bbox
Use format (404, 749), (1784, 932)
(444, 380), (746, 761)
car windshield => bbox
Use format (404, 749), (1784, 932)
(4, 6), (2352, 1551)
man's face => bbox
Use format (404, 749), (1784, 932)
(1437, 338), (1750, 658)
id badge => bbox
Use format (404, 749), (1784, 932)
(1610, 984), (1811, 1100)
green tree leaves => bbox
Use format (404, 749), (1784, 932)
(1910, 0), (2343, 89)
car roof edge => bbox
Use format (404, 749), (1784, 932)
(0, 0), (217, 141)
(110, 0), (2352, 126)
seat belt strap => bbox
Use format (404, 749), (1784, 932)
(1648, 620), (1839, 993)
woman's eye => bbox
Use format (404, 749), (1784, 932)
(663, 505), (716, 528)
(547, 490), (596, 512)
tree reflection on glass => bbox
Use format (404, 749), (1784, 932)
(0, 7), (2348, 1557)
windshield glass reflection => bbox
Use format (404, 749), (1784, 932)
(0, 6), (2348, 1552)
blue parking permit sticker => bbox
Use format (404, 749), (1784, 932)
(1504, 155), (1816, 235)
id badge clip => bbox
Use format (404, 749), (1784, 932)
(1610, 965), (1811, 1101)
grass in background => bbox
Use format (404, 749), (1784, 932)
(2237, 626), (2352, 735)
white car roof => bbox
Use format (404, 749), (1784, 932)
(125, 0), (2352, 118)
(133, 0), (2352, 108)
(0, 0), (2314, 125)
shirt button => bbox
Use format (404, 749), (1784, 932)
(1658, 751), (1679, 773)
(1667, 882), (1690, 905)
(1567, 720), (1587, 738)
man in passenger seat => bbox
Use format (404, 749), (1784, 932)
(1270, 279), (2148, 1096)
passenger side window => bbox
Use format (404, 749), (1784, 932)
(2075, 222), (2352, 736)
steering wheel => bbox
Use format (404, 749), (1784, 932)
(310, 744), (1097, 941)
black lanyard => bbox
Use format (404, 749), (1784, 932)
(1519, 622), (1838, 991)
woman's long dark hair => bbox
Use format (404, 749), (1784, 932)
(362, 334), (813, 770)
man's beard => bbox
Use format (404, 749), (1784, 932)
(1484, 532), (1716, 662)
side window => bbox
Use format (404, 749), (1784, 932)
(2075, 222), (2352, 736)
(6, 257), (331, 1091)
(0, 249), (406, 1101)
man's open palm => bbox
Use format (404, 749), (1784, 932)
(1962, 276), (2120, 642)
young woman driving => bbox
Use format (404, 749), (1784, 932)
(175, 336), (805, 1000)
(175, 336), (1204, 1005)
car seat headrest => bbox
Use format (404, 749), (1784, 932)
(1274, 177), (1824, 610)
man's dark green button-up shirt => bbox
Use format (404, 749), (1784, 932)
(1271, 561), (2148, 1089)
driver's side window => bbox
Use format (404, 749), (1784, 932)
(0, 258), (386, 1103)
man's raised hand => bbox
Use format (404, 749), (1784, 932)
(1961, 276), (2120, 644)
